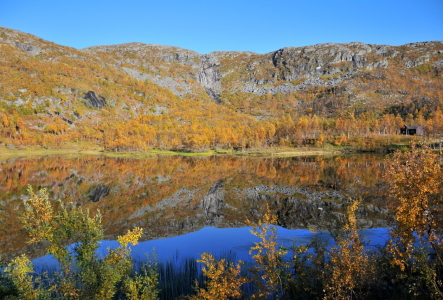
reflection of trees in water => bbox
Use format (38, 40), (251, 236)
(0, 154), (389, 260)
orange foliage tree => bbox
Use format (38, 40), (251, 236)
(385, 145), (443, 297)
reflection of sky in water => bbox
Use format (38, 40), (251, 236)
(33, 226), (390, 267)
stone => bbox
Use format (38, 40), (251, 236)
(84, 91), (106, 109)
(14, 42), (41, 55)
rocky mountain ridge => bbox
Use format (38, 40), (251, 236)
(2, 25), (442, 110)
(82, 39), (443, 101)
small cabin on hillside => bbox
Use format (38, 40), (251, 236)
(400, 125), (424, 136)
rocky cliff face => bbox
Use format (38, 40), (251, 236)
(82, 43), (203, 95)
(82, 39), (443, 102)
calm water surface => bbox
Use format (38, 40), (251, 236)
(0, 154), (391, 262)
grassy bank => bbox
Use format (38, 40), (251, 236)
(0, 145), (341, 159)
(0, 135), (438, 159)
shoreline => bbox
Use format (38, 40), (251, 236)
(0, 136), (434, 159)
(0, 146), (343, 159)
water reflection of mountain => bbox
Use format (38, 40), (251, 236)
(0, 154), (392, 261)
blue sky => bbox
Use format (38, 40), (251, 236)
(1, 0), (442, 54)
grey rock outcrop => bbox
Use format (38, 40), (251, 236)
(15, 42), (41, 55)
(84, 91), (106, 109)
(403, 54), (430, 68)
(198, 54), (223, 103)
(366, 59), (389, 70)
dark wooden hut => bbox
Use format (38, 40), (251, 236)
(400, 125), (424, 136)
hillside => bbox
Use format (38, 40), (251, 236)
(1, 26), (442, 151)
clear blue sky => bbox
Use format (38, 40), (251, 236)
(1, 0), (442, 54)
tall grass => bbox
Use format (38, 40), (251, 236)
(155, 250), (240, 299)
(158, 256), (200, 299)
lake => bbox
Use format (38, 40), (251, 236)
(0, 154), (392, 262)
